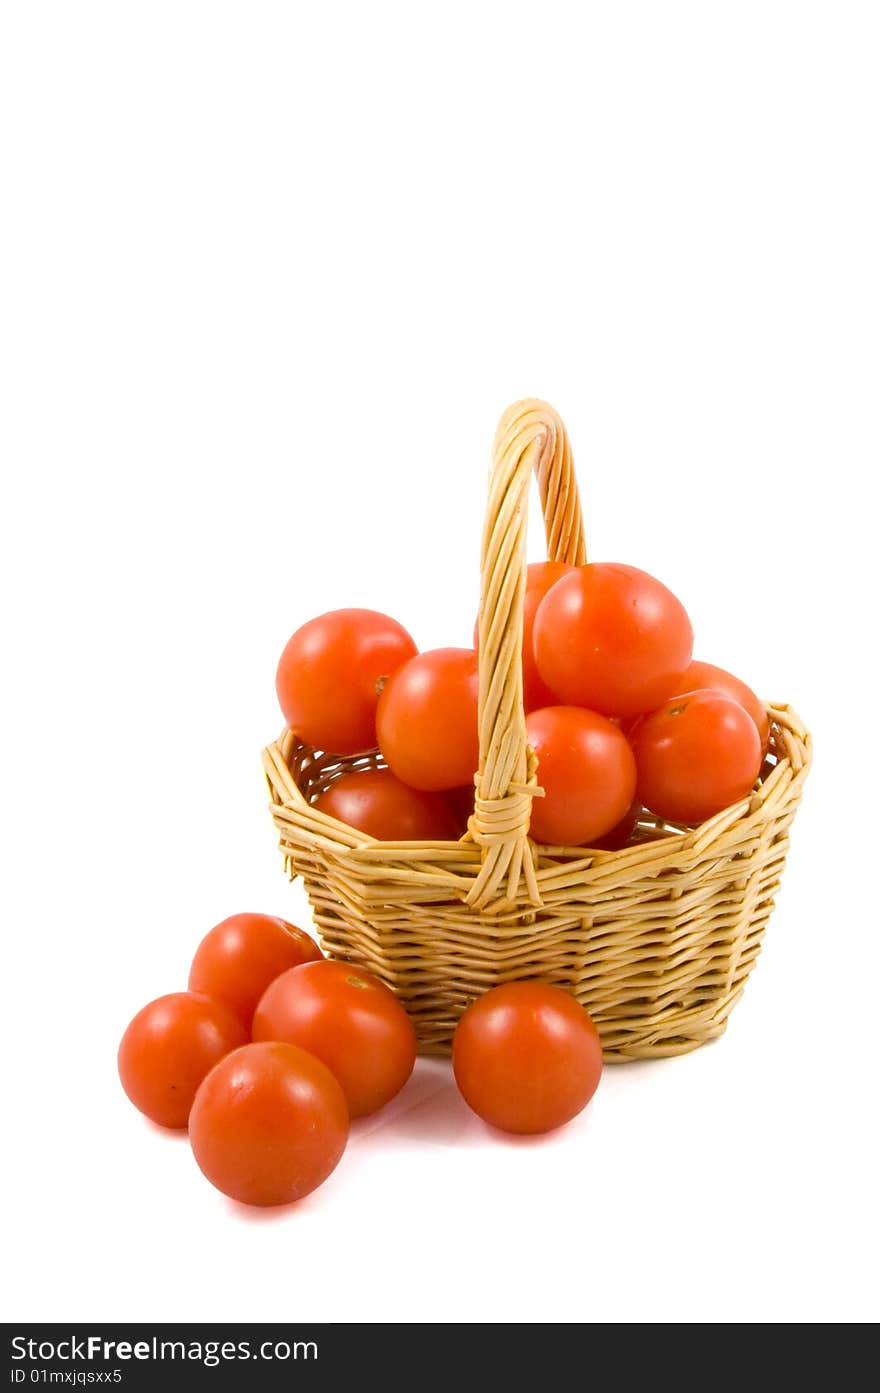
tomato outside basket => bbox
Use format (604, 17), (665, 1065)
(262, 400), (811, 1060)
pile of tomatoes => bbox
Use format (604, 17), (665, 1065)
(119, 913), (603, 1207)
(276, 560), (769, 847)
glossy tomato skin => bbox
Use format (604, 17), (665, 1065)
(189, 1042), (349, 1207)
(252, 960), (416, 1118)
(376, 647), (480, 792)
(631, 689), (763, 825)
(525, 706), (637, 845)
(276, 608), (417, 755)
(533, 563), (693, 718)
(118, 992), (247, 1129)
(589, 798), (642, 851)
(314, 767), (461, 841)
(452, 982), (603, 1135)
(188, 913), (322, 1030)
(677, 660), (770, 753)
(474, 561), (576, 713)
(445, 783), (476, 837)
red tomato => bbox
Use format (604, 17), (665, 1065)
(474, 561), (576, 713)
(118, 993), (247, 1129)
(452, 982), (603, 1135)
(376, 648), (479, 792)
(189, 1042), (348, 1207)
(188, 913), (322, 1030)
(276, 608), (417, 755)
(525, 706), (637, 845)
(677, 659), (770, 753)
(630, 689), (763, 824)
(533, 562), (693, 717)
(314, 767), (461, 841)
(252, 960), (416, 1118)
(445, 783), (476, 836)
(590, 798), (641, 851)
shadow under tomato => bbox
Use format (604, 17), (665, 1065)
(139, 1114), (191, 1142)
(348, 1057), (474, 1147)
(361, 1077), (599, 1149)
(477, 1119), (573, 1149)
(206, 1051), (660, 1222)
(219, 1163), (349, 1223)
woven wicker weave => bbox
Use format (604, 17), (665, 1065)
(263, 399), (811, 1061)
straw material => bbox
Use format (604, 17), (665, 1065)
(263, 400), (811, 1061)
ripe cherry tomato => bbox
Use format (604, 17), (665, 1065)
(276, 608), (417, 755)
(376, 647), (479, 791)
(630, 689), (763, 824)
(677, 659), (770, 753)
(189, 1042), (348, 1207)
(452, 982), (603, 1135)
(314, 767), (461, 841)
(474, 561), (576, 713)
(533, 562), (693, 718)
(590, 798), (641, 851)
(252, 960), (416, 1118)
(445, 783), (476, 837)
(525, 706), (637, 845)
(188, 913), (322, 1030)
(118, 992), (247, 1129)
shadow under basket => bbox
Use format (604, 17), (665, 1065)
(262, 401), (812, 1062)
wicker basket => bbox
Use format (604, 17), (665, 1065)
(263, 399), (811, 1061)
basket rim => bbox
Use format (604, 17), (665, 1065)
(263, 702), (811, 887)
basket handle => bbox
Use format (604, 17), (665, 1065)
(468, 399), (586, 911)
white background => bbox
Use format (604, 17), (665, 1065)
(2, 1), (878, 1325)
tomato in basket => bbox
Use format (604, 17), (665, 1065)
(314, 767), (461, 841)
(533, 562), (693, 718)
(276, 608), (417, 755)
(474, 561), (576, 712)
(376, 647), (480, 791)
(589, 798), (642, 851)
(674, 659), (770, 753)
(630, 689), (763, 824)
(525, 706), (637, 846)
